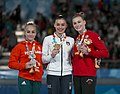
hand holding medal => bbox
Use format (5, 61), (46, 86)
(75, 43), (91, 57)
(53, 44), (61, 50)
(26, 43), (40, 74)
(75, 44), (84, 57)
(80, 43), (91, 55)
(75, 34), (92, 57)
(28, 54), (41, 74)
(29, 54), (36, 74)
(51, 44), (60, 58)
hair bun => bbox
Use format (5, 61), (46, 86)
(58, 14), (63, 17)
(24, 20), (36, 30)
(79, 12), (85, 16)
(26, 20), (34, 25)
(56, 14), (63, 19)
(72, 11), (86, 20)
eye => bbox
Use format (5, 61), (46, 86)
(26, 30), (30, 33)
(32, 30), (36, 33)
(73, 22), (77, 25)
(78, 21), (81, 23)
(61, 23), (65, 26)
(26, 30), (36, 34)
(56, 23), (60, 26)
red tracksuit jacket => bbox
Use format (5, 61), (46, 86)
(72, 30), (109, 76)
(8, 40), (43, 81)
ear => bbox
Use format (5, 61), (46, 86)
(54, 22), (56, 28)
(66, 23), (68, 28)
(84, 20), (86, 25)
(24, 31), (26, 36)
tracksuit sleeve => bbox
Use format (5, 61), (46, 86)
(42, 37), (52, 63)
(8, 46), (26, 70)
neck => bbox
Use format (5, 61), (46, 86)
(55, 32), (63, 38)
(26, 40), (34, 43)
(79, 28), (87, 35)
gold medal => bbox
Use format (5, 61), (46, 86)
(53, 44), (61, 50)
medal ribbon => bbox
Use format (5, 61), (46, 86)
(77, 32), (85, 46)
(25, 41), (36, 58)
(53, 33), (66, 44)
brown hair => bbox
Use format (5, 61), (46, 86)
(56, 14), (64, 19)
(72, 12), (86, 20)
(54, 14), (67, 24)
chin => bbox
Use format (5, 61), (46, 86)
(75, 28), (80, 32)
(58, 32), (64, 34)
(27, 39), (34, 42)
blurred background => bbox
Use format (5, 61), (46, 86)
(0, 0), (120, 94)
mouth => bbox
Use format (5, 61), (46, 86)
(57, 28), (64, 32)
(75, 25), (82, 30)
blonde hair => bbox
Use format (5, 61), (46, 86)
(24, 21), (36, 31)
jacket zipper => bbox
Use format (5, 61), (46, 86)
(60, 38), (63, 76)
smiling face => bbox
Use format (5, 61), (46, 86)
(24, 24), (36, 43)
(54, 18), (67, 36)
(72, 16), (86, 34)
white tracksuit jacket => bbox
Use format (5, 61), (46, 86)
(42, 33), (74, 76)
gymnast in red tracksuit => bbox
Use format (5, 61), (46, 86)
(72, 12), (109, 94)
(8, 21), (43, 94)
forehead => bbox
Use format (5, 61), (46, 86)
(72, 16), (83, 22)
(55, 19), (66, 23)
(25, 25), (36, 30)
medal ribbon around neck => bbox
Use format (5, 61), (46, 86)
(25, 41), (36, 59)
(53, 33), (66, 44)
(76, 32), (86, 46)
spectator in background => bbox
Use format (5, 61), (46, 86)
(34, 12), (47, 43)
(7, 32), (18, 51)
(8, 21), (43, 94)
(72, 12), (109, 94)
(10, 4), (21, 24)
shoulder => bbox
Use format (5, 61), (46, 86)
(67, 36), (74, 41)
(86, 30), (99, 38)
(34, 41), (42, 47)
(87, 30), (99, 35)
(11, 42), (24, 52)
(66, 36), (74, 43)
(86, 30), (102, 41)
(42, 35), (53, 44)
(16, 41), (25, 47)
(44, 35), (53, 39)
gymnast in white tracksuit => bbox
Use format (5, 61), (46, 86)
(42, 15), (74, 94)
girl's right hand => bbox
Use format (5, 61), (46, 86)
(25, 62), (34, 69)
(51, 49), (59, 58)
